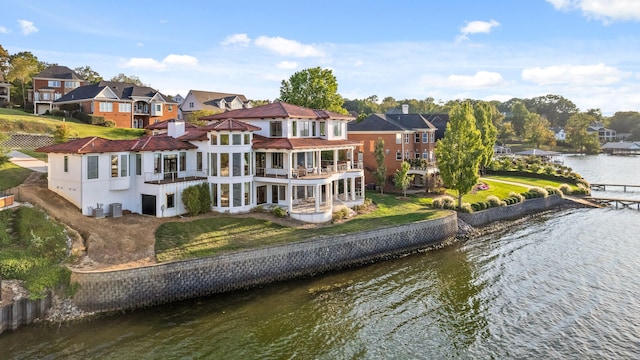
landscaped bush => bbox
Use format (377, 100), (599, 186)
(50, 109), (65, 117)
(471, 202), (481, 212)
(458, 202), (473, 213)
(432, 196), (456, 210)
(544, 186), (563, 197)
(486, 195), (505, 207)
(272, 206), (287, 218)
(528, 186), (549, 198)
(181, 183), (211, 216)
(573, 184), (590, 195)
(558, 184), (573, 195)
(104, 120), (116, 127)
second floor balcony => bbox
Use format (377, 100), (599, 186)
(144, 170), (208, 184)
(256, 161), (364, 180)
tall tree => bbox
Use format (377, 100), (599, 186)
(278, 67), (347, 114)
(523, 94), (579, 128)
(109, 73), (145, 86)
(373, 137), (387, 194)
(435, 102), (483, 208)
(393, 161), (413, 197)
(509, 101), (530, 137)
(0, 44), (10, 76)
(524, 114), (556, 148)
(565, 113), (600, 153)
(6, 52), (40, 109)
(74, 66), (103, 84)
(474, 101), (498, 173)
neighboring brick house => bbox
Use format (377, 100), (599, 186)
(180, 90), (251, 120)
(54, 81), (178, 128)
(347, 110), (440, 186)
(31, 65), (88, 114)
(0, 72), (10, 105)
(36, 102), (366, 224)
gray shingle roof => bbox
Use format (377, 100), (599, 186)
(34, 65), (84, 80)
(348, 113), (440, 132)
(55, 81), (176, 103)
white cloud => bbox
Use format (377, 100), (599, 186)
(447, 71), (506, 88)
(163, 54), (198, 67)
(521, 63), (631, 85)
(546, 0), (640, 22)
(254, 36), (324, 57)
(121, 54), (198, 71)
(221, 33), (251, 47)
(137, 42), (144, 47)
(0, 26), (9, 34)
(456, 19), (500, 41)
(277, 61), (298, 70)
(17, 20), (38, 35)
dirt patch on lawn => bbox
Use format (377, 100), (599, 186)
(9, 173), (322, 271)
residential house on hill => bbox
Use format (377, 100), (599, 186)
(180, 90), (251, 120)
(31, 65), (88, 115)
(347, 109), (439, 186)
(0, 72), (10, 105)
(552, 127), (566, 142)
(37, 102), (365, 223)
(587, 122), (617, 143)
(54, 81), (178, 128)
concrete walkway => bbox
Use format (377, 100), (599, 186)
(8, 150), (48, 173)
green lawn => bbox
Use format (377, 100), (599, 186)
(0, 108), (145, 140)
(0, 161), (33, 191)
(485, 174), (581, 191)
(451, 178), (529, 204)
(155, 192), (448, 262)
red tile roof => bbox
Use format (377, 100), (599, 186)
(177, 129), (209, 141)
(36, 136), (196, 154)
(201, 118), (261, 132)
(144, 119), (198, 130)
(200, 102), (354, 121)
(252, 134), (362, 150)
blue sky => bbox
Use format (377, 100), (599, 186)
(2, 0), (640, 115)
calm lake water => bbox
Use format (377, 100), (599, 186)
(2, 155), (640, 359)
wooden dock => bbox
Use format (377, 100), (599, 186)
(585, 196), (640, 210)
(590, 183), (640, 192)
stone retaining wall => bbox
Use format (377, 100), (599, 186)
(71, 213), (459, 312)
(2, 133), (56, 149)
(0, 295), (51, 335)
(457, 195), (566, 227)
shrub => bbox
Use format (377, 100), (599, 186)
(432, 196), (456, 210)
(529, 187), (549, 198)
(471, 202), (481, 211)
(104, 120), (116, 127)
(543, 165), (555, 175)
(576, 178), (590, 188)
(53, 123), (71, 143)
(486, 195), (505, 207)
(558, 184), (573, 195)
(272, 207), (287, 218)
(544, 186), (562, 197)
(459, 202), (473, 213)
(181, 183), (211, 216)
(50, 109), (66, 117)
(522, 191), (531, 199)
(573, 184), (590, 195)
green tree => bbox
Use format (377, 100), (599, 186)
(0, 44), (10, 76)
(373, 137), (387, 194)
(509, 101), (530, 137)
(53, 123), (71, 143)
(393, 161), (413, 197)
(474, 101), (498, 173)
(524, 114), (556, 148)
(0, 132), (9, 165)
(566, 113), (599, 153)
(434, 102), (483, 208)
(6, 52), (40, 109)
(523, 94), (579, 128)
(497, 122), (515, 144)
(74, 66), (103, 84)
(278, 67), (347, 114)
(109, 73), (145, 86)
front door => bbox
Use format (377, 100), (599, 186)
(142, 194), (156, 216)
(257, 185), (267, 205)
(163, 154), (177, 180)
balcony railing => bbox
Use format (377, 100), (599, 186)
(144, 170), (208, 184)
(255, 161), (363, 180)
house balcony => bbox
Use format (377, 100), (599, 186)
(255, 161), (364, 180)
(144, 170), (208, 184)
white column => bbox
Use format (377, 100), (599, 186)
(315, 184), (320, 212)
(287, 182), (293, 213)
(350, 177), (356, 200)
(288, 152), (293, 178)
(333, 149), (339, 172)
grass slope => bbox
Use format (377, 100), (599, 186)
(0, 162), (33, 191)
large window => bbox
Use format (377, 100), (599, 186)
(136, 154), (142, 175)
(220, 153), (229, 176)
(210, 134), (217, 145)
(232, 134), (241, 145)
(244, 182), (251, 206)
(166, 193), (175, 209)
(405, 134), (410, 144)
(64, 81), (79, 88)
(119, 103), (131, 112)
(221, 184), (229, 207)
(87, 156), (98, 179)
(233, 153), (241, 176)
(395, 133), (402, 144)
(270, 121), (283, 137)
(319, 122), (326, 136)
(154, 153), (161, 174)
(415, 133), (421, 143)
(64, 156), (68, 172)
(220, 134), (229, 145)
(271, 153), (283, 169)
(244, 133), (250, 145)
(179, 152), (186, 172)
(99, 102), (113, 112)
(197, 152), (203, 171)
(210, 153), (218, 176)
(292, 121), (297, 137)
(244, 152), (250, 176)
(300, 121), (310, 136)
(48, 80), (61, 87)
(211, 183), (218, 207)
(111, 155), (119, 177)
(120, 155), (128, 177)
(333, 123), (342, 137)
(233, 183), (242, 207)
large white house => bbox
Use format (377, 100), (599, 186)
(37, 102), (365, 223)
